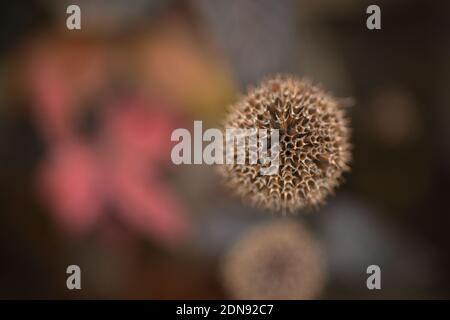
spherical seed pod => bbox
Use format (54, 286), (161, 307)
(221, 220), (325, 300)
(218, 75), (351, 213)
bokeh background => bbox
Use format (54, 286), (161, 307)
(1, 0), (450, 299)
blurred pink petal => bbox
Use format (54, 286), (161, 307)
(113, 167), (188, 245)
(38, 141), (104, 235)
(26, 39), (108, 143)
(104, 98), (176, 163)
(33, 88), (189, 246)
(28, 54), (73, 142)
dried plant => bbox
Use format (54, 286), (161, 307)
(221, 220), (325, 300)
(219, 75), (351, 213)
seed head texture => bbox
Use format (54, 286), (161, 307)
(219, 75), (352, 213)
(221, 220), (325, 300)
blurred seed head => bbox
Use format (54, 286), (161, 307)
(219, 75), (351, 213)
(366, 88), (420, 146)
(221, 220), (325, 300)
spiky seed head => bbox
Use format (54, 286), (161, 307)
(218, 75), (351, 213)
(221, 220), (325, 300)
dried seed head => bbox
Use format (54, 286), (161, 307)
(219, 75), (351, 213)
(221, 220), (325, 300)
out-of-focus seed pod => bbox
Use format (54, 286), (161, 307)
(221, 220), (325, 300)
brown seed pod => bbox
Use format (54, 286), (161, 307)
(218, 75), (351, 213)
(221, 220), (325, 300)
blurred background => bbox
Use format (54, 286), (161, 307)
(0, 0), (449, 299)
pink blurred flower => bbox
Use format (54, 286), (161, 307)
(26, 38), (189, 246)
(26, 38), (107, 143)
(35, 94), (189, 246)
(39, 140), (104, 234)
